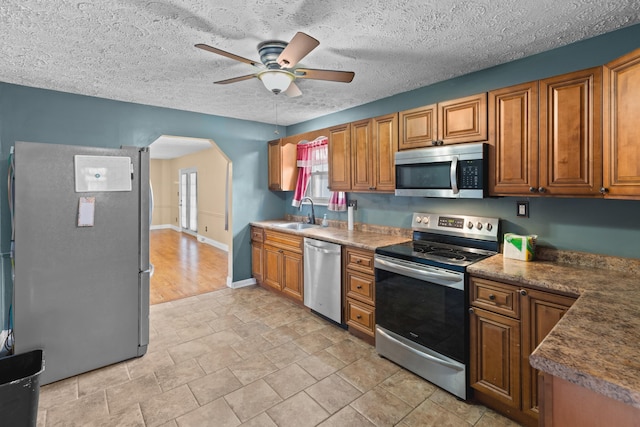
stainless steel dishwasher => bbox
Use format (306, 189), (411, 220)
(303, 237), (342, 324)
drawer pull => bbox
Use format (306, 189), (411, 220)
(356, 314), (362, 319)
(356, 285), (363, 289)
(520, 289), (527, 296)
(355, 259), (362, 264)
(489, 294), (496, 301)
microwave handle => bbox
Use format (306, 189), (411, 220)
(450, 155), (459, 194)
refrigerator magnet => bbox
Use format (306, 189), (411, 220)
(78, 196), (96, 227)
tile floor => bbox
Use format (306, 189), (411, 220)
(37, 286), (522, 427)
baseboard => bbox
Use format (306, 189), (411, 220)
(196, 235), (229, 252)
(150, 224), (180, 231)
(228, 277), (256, 289)
(151, 226), (229, 252)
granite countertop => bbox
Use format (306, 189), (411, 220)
(468, 252), (640, 409)
(250, 219), (412, 250)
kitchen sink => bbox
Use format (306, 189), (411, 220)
(275, 222), (320, 230)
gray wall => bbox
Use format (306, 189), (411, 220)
(285, 24), (640, 260)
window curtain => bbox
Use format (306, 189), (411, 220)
(291, 137), (346, 211)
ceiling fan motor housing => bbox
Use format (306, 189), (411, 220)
(257, 40), (288, 69)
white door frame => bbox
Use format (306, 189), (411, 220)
(179, 167), (198, 236)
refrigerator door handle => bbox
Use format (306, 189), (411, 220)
(138, 270), (150, 354)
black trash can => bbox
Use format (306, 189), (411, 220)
(0, 349), (45, 427)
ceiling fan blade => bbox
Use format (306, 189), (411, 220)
(214, 74), (257, 84)
(295, 68), (355, 83)
(276, 32), (319, 68)
(283, 82), (302, 98)
(195, 44), (261, 67)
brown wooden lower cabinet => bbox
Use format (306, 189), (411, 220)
(253, 228), (304, 304)
(250, 227), (264, 285)
(343, 246), (376, 343)
(469, 276), (576, 427)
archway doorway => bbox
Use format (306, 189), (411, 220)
(148, 135), (232, 304)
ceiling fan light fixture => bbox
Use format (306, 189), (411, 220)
(258, 70), (294, 94)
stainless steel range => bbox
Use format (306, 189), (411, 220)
(374, 212), (500, 400)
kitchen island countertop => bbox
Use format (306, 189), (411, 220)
(468, 252), (640, 409)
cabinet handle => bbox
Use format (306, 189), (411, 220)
(538, 187), (546, 193)
(600, 187), (608, 194)
(520, 289), (527, 296)
(278, 249), (284, 254)
(529, 187), (536, 193)
(369, 186), (376, 190)
(468, 308), (475, 314)
(488, 294), (496, 301)
(356, 285), (363, 289)
(356, 314), (362, 319)
(355, 259), (362, 264)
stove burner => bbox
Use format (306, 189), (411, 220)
(430, 250), (467, 261)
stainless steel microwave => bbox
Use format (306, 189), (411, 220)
(395, 142), (488, 198)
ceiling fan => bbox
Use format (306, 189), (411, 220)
(195, 32), (355, 97)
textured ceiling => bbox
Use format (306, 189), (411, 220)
(1, 1), (639, 127)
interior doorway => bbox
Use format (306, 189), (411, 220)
(179, 168), (198, 234)
(148, 135), (232, 304)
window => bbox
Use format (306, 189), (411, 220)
(304, 154), (330, 205)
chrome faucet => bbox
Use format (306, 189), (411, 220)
(300, 197), (316, 225)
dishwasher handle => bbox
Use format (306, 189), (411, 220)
(304, 239), (341, 255)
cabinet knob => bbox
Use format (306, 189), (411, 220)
(369, 186), (376, 190)
(600, 187), (608, 194)
(356, 314), (362, 319)
(355, 259), (362, 264)
(488, 294), (496, 301)
(520, 289), (527, 296)
(278, 249), (284, 254)
(468, 308), (475, 314)
(529, 187), (536, 193)
(356, 285), (363, 289)
(538, 187), (546, 193)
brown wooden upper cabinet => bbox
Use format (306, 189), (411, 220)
(268, 137), (297, 191)
(329, 113), (398, 192)
(604, 47), (640, 199)
(490, 67), (603, 197)
(399, 93), (488, 150)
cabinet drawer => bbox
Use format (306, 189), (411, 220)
(264, 229), (303, 253)
(344, 247), (375, 275)
(251, 226), (264, 242)
(471, 277), (520, 319)
(345, 271), (375, 305)
(346, 298), (375, 337)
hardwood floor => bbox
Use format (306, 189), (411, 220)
(149, 229), (228, 305)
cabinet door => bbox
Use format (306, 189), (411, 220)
(603, 48), (640, 199)
(350, 118), (374, 191)
(398, 104), (437, 150)
(470, 307), (521, 409)
(281, 250), (303, 302)
(372, 113), (398, 192)
(263, 244), (283, 291)
(251, 241), (263, 284)
(328, 123), (352, 191)
(489, 82), (539, 196)
(438, 93), (488, 144)
(268, 139), (283, 191)
(539, 67), (603, 196)
(521, 289), (575, 421)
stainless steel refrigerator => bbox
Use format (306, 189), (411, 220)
(13, 141), (150, 385)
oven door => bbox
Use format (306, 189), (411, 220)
(374, 254), (466, 363)
(374, 254), (469, 399)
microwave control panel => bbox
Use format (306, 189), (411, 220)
(459, 159), (483, 189)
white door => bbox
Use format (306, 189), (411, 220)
(179, 168), (197, 234)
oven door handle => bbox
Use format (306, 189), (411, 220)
(374, 257), (464, 290)
(450, 155), (459, 195)
(377, 328), (464, 372)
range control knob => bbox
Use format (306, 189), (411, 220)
(415, 216), (422, 223)
(476, 222), (483, 230)
(486, 223), (493, 231)
(422, 216), (429, 224)
(467, 221), (474, 229)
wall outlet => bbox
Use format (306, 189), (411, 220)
(517, 201), (529, 217)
